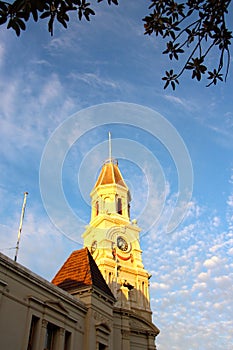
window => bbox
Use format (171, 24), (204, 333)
(108, 272), (112, 284)
(64, 331), (71, 350)
(27, 315), (39, 350)
(117, 198), (122, 215)
(96, 201), (99, 216)
(96, 323), (110, 350)
(44, 322), (58, 350)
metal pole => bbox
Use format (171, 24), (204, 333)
(14, 192), (28, 262)
(108, 131), (112, 161)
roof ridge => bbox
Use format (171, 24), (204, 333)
(111, 160), (115, 184)
(86, 248), (114, 299)
(113, 162), (127, 188)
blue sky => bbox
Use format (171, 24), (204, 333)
(0, 1), (233, 349)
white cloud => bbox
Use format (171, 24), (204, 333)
(150, 282), (170, 290)
(0, 204), (79, 280)
(69, 72), (119, 89)
(0, 42), (5, 66)
(228, 247), (233, 255)
(0, 4), (233, 350)
(164, 95), (187, 107)
(212, 215), (221, 227)
(227, 194), (233, 207)
(209, 243), (222, 253)
(0, 79), (19, 118)
(214, 275), (232, 289)
(192, 281), (207, 291)
(39, 73), (63, 106)
(186, 200), (202, 219)
(144, 193), (233, 348)
(203, 256), (221, 269)
(209, 236), (233, 254)
(47, 35), (75, 51)
(163, 94), (198, 112)
(229, 171), (233, 185)
(198, 271), (210, 282)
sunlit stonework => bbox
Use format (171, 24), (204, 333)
(0, 135), (159, 350)
(83, 147), (155, 323)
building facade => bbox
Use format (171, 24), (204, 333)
(0, 155), (159, 349)
(0, 252), (87, 350)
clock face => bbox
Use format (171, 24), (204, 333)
(91, 240), (97, 254)
(117, 236), (128, 251)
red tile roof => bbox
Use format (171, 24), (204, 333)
(52, 248), (114, 300)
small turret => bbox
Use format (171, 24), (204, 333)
(90, 158), (131, 223)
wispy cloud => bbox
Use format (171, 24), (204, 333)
(0, 41), (5, 66)
(0, 203), (79, 280)
(0, 3), (233, 349)
(142, 179), (233, 349)
(69, 72), (119, 89)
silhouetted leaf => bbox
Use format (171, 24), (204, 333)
(16, 17), (26, 30)
(57, 16), (67, 28)
(40, 11), (51, 19)
(0, 0), (231, 89)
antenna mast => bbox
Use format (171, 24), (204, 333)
(108, 131), (112, 161)
(14, 192), (28, 262)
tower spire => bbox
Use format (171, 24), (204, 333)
(108, 131), (112, 162)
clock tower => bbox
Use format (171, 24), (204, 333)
(82, 137), (153, 322)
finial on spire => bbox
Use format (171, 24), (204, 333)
(108, 131), (112, 161)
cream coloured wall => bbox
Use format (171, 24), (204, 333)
(0, 253), (86, 350)
(82, 158), (160, 349)
(0, 251), (159, 350)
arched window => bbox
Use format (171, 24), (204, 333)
(117, 198), (122, 215)
(95, 201), (99, 216)
(142, 281), (145, 294)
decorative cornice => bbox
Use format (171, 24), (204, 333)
(93, 311), (112, 329)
